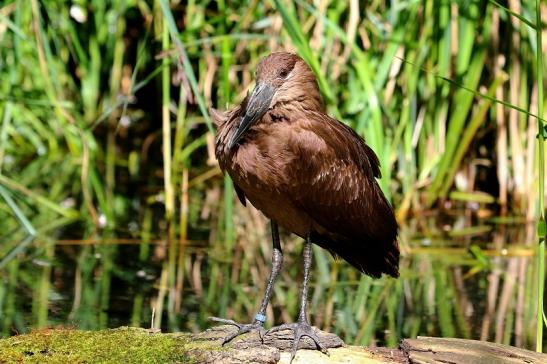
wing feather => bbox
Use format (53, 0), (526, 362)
(286, 113), (399, 277)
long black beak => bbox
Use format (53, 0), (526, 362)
(228, 83), (275, 149)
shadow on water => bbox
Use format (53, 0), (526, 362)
(0, 215), (543, 351)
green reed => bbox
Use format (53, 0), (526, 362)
(535, 0), (545, 352)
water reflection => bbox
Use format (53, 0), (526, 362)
(0, 217), (543, 351)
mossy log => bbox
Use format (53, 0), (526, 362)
(1, 325), (546, 363)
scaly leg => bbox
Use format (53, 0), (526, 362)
(266, 235), (328, 362)
(210, 220), (283, 344)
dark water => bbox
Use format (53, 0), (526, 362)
(0, 218), (544, 351)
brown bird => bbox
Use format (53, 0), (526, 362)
(210, 52), (399, 360)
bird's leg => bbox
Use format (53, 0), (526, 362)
(210, 220), (283, 344)
(266, 236), (328, 362)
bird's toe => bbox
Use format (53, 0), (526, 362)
(209, 317), (241, 327)
(294, 324), (329, 355)
(264, 323), (294, 335)
(292, 322), (329, 354)
(209, 317), (265, 345)
(266, 321), (330, 363)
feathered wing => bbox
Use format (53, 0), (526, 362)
(211, 103), (248, 206)
(286, 113), (399, 278)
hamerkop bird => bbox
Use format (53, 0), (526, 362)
(210, 52), (399, 359)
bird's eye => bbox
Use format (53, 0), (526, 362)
(279, 70), (289, 79)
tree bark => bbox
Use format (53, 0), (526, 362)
(1, 325), (546, 363)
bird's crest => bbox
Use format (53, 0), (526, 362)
(209, 107), (228, 129)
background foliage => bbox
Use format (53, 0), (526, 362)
(0, 0), (545, 351)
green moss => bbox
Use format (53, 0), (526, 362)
(0, 327), (191, 363)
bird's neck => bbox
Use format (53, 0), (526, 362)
(215, 106), (244, 160)
(273, 83), (324, 116)
(271, 91), (324, 121)
(215, 83), (324, 159)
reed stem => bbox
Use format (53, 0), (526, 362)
(535, 0), (545, 353)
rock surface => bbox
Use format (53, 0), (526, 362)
(1, 326), (546, 363)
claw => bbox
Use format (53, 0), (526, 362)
(264, 323), (292, 334)
(209, 317), (265, 345)
(266, 321), (329, 364)
(209, 317), (240, 326)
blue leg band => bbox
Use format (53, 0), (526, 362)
(254, 313), (266, 323)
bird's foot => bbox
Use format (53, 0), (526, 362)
(266, 321), (329, 363)
(209, 317), (266, 344)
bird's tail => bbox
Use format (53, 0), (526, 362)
(311, 232), (400, 279)
(340, 238), (399, 278)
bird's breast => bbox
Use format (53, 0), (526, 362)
(221, 141), (313, 238)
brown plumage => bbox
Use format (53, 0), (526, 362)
(213, 52), (399, 278)
(210, 52), (399, 360)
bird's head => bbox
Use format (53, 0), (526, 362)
(228, 52), (322, 149)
